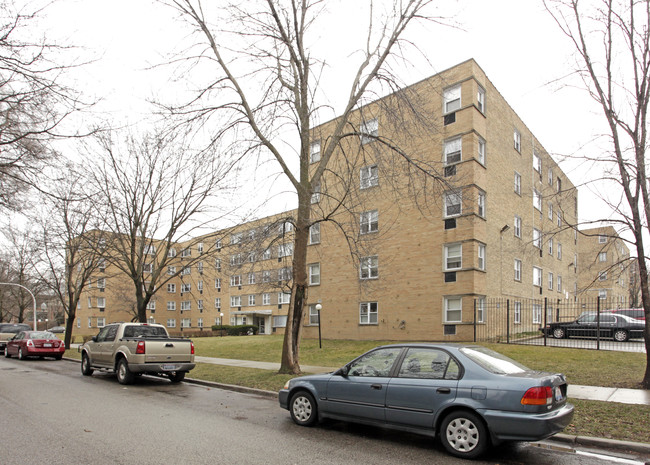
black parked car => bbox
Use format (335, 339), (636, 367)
(541, 312), (645, 342)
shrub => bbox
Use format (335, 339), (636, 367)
(211, 324), (258, 336)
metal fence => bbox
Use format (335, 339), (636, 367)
(472, 297), (646, 352)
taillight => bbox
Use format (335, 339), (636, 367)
(136, 341), (146, 354)
(190, 342), (195, 355)
(27, 339), (34, 347)
(521, 386), (553, 405)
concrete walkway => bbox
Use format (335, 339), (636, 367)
(195, 356), (650, 406)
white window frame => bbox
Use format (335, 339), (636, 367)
(308, 304), (320, 325)
(309, 263), (321, 285)
(167, 319), (176, 328)
(478, 137), (486, 164)
(262, 293), (270, 305)
(548, 272), (554, 290)
(532, 304), (542, 324)
(278, 292), (291, 305)
(599, 235), (607, 243)
(533, 151), (541, 172)
(215, 278), (221, 290)
(514, 259), (522, 281)
(230, 275), (242, 287)
(444, 137), (462, 164)
(181, 283), (191, 293)
(599, 252), (607, 262)
(230, 295), (241, 307)
(477, 86), (485, 113)
(514, 172), (521, 195)
(360, 118), (378, 144)
(533, 189), (542, 211)
(514, 129), (521, 152)
(533, 266), (543, 287)
(360, 210), (379, 234)
(548, 238), (553, 256)
(180, 301), (191, 311)
(478, 192), (485, 218)
(444, 296), (462, 323)
(444, 191), (462, 217)
(167, 301), (176, 311)
(167, 266), (176, 276)
(444, 243), (462, 271)
(360, 164), (379, 189)
(444, 84), (461, 113)
(248, 295), (256, 306)
(476, 297), (485, 323)
(514, 301), (522, 324)
(548, 202), (553, 220)
(248, 273), (256, 285)
(533, 228), (541, 248)
(360, 302), (378, 325)
(181, 318), (191, 328)
(167, 283), (176, 293)
(557, 275), (563, 292)
(309, 223), (321, 244)
(360, 256), (379, 280)
(514, 215), (522, 238)
(310, 140), (321, 163)
(478, 244), (485, 270)
(278, 243), (293, 258)
(214, 298), (221, 309)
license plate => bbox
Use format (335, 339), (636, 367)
(554, 386), (564, 402)
(43, 343), (52, 348)
(162, 364), (178, 371)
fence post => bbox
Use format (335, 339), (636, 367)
(473, 299), (477, 342)
(596, 296), (601, 350)
(506, 299), (510, 344)
(543, 297), (548, 347)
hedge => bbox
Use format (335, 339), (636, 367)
(211, 324), (258, 336)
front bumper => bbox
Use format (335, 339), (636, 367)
(480, 403), (575, 442)
(278, 389), (290, 409)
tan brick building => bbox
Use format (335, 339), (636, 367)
(577, 226), (630, 306)
(74, 59), (582, 340)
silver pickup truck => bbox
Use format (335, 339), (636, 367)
(79, 323), (195, 384)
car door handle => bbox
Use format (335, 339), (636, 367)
(437, 388), (451, 394)
(371, 384), (383, 390)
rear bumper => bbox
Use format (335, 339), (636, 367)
(127, 362), (196, 374)
(480, 403), (574, 442)
(26, 346), (65, 356)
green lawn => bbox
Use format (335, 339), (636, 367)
(65, 335), (650, 444)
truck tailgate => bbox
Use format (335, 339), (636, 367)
(143, 340), (194, 363)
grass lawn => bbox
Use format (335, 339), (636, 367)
(65, 335), (650, 444)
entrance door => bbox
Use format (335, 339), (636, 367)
(258, 318), (266, 335)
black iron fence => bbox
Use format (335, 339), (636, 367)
(472, 297), (646, 351)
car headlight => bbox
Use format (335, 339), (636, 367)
(283, 380), (292, 390)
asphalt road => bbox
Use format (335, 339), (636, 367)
(0, 357), (646, 465)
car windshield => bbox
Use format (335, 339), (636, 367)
(30, 331), (56, 339)
(122, 326), (167, 338)
(460, 347), (530, 374)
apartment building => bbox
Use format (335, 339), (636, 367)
(577, 226), (630, 305)
(74, 59), (580, 340)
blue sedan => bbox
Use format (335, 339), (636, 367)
(279, 343), (574, 459)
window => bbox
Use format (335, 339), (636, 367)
(167, 283), (176, 293)
(548, 202), (553, 220)
(88, 317), (92, 328)
(444, 297), (462, 323)
(214, 298), (221, 309)
(278, 243), (293, 258)
(197, 318), (203, 328)
(532, 304), (542, 324)
(514, 259), (522, 281)
(599, 290), (607, 299)
(273, 316), (287, 328)
(230, 254), (242, 266)
(599, 235), (607, 243)
(310, 140), (321, 163)
(514, 215), (521, 238)
(98, 258), (106, 271)
(230, 275), (242, 287)
(533, 151), (541, 172)
(181, 248), (191, 258)
(88, 297), (92, 308)
(143, 263), (153, 273)
(514, 301), (521, 324)
(476, 297), (485, 323)
(478, 244), (485, 270)
(557, 177), (562, 192)
(181, 266), (190, 275)
(262, 270), (271, 283)
(181, 301), (191, 311)
(97, 297), (106, 309)
(599, 252), (607, 262)
(557, 275), (563, 292)
(309, 304), (320, 325)
(96, 318), (105, 328)
(230, 296), (241, 307)
(216, 239), (222, 250)
(557, 211), (562, 227)
(360, 164), (379, 189)
(514, 172), (521, 195)
(360, 210), (379, 234)
(248, 295), (256, 306)
(558, 243), (563, 260)
(168, 248), (177, 258)
(360, 256), (379, 279)
(197, 281), (203, 292)
(311, 183), (321, 204)
(248, 273), (256, 285)
(215, 278), (221, 290)
(444, 137), (462, 164)
(309, 263), (320, 285)
(360, 302), (378, 325)
(444, 191), (462, 217)
(97, 278), (106, 289)
(167, 319), (176, 328)
(548, 238), (553, 256)
(262, 248), (271, 260)
(167, 301), (176, 311)
(533, 266), (542, 287)
(167, 266), (176, 276)
(548, 272), (554, 290)
(533, 189), (541, 211)
(533, 228), (541, 248)
(215, 258), (221, 271)
(278, 267), (292, 281)
(262, 293), (270, 305)
(444, 84), (461, 113)
(478, 137), (486, 164)
(198, 300), (204, 311)
(514, 129), (521, 152)
(181, 318), (191, 328)
(197, 242), (204, 255)
(77, 318), (81, 328)
(599, 271), (607, 281)
(278, 292), (291, 304)
(445, 244), (462, 270)
(477, 192), (485, 218)
(309, 223), (321, 244)
(360, 118), (378, 144)
(230, 232), (242, 244)
(181, 283), (191, 293)
(477, 86), (485, 113)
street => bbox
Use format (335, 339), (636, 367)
(0, 357), (646, 465)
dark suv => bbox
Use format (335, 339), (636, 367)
(609, 309), (645, 321)
(0, 323), (32, 351)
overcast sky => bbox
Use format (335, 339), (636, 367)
(34, 0), (616, 230)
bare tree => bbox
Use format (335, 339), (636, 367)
(162, 0), (441, 373)
(86, 128), (233, 323)
(545, 0), (650, 388)
(0, 1), (85, 211)
(30, 176), (105, 348)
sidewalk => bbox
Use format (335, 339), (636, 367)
(195, 355), (650, 406)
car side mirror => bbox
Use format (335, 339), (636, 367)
(335, 365), (349, 377)
(91, 336), (98, 342)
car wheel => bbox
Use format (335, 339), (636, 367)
(552, 327), (565, 339)
(18, 348), (26, 360)
(116, 358), (134, 385)
(4, 347), (10, 358)
(81, 353), (94, 376)
(289, 391), (318, 427)
(54, 354), (63, 361)
(613, 329), (629, 342)
(440, 410), (488, 459)
(168, 371), (186, 383)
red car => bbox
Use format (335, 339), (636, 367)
(4, 331), (65, 360)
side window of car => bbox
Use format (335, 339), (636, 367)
(398, 348), (459, 380)
(348, 348), (402, 377)
(95, 326), (111, 342)
(105, 325), (118, 342)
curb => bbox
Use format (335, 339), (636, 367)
(551, 433), (650, 456)
(185, 376), (279, 399)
